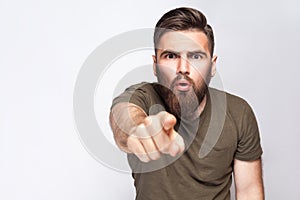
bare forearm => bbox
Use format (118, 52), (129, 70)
(234, 158), (264, 200)
(236, 183), (264, 200)
(109, 102), (147, 152)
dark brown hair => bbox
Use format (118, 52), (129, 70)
(154, 7), (215, 56)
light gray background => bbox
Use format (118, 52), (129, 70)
(1, 0), (300, 199)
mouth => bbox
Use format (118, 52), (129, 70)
(175, 79), (191, 92)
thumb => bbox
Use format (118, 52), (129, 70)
(168, 129), (185, 156)
(157, 111), (176, 131)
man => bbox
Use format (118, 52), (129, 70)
(110, 7), (264, 200)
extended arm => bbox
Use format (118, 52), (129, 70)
(109, 102), (147, 153)
(233, 158), (264, 200)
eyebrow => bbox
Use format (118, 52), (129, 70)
(159, 50), (180, 58)
(159, 49), (208, 58)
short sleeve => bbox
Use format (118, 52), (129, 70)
(234, 103), (263, 161)
(111, 82), (154, 114)
(111, 82), (149, 112)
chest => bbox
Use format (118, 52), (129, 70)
(172, 116), (238, 183)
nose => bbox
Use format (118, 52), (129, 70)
(176, 56), (190, 75)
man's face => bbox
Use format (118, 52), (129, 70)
(153, 30), (217, 118)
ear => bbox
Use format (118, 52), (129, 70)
(152, 55), (157, 76)
(210, 55), (218, 77)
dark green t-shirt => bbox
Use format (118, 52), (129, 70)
(112, 82), (263, 200)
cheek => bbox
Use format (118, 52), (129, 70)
(190, 66), (211, 84)
(156, 66), (176, 86)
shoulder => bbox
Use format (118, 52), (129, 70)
(111, 82), (152, 108)
(112, 82), (164, 114)
(208, 87), (258, 132)
(124, 82), (160, 101)
(119, 82), (154, 93)
(208, 87), (252, 113)
(113, 82), (157, 99)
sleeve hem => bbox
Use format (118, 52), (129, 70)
(234, 149), (263, 161)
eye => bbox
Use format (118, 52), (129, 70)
(165, 53), (178, 59)
(191, 54), (202, 60)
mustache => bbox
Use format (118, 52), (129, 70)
(170, 74), (195, 89)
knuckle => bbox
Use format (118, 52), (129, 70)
(158, 140), (170, 149)
(138, 154), (150, 163)
(135, 124), (150, 139)
(127, 136), (135, 147)
(140, 137), (152, 146)
(153, 133), (171, 150)
(148, 151), (161, 160)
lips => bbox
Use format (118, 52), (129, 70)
(175, 79), (191, 92)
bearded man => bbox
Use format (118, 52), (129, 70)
(109, 7), (264, 200)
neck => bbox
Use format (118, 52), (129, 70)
(190, 95), (207, 120)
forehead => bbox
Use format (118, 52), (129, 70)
(157, 30), (210, 53)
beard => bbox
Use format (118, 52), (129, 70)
(155, 72), (210, 119)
